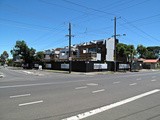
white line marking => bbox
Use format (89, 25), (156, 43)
(136, 78), (141, 81)
(151, 79), (157, 82)
(0, 80), (89, 89)
(23, 71), (33, 74)
(62, 89), (160, 120)
(10, 94), (31, 98)
(113, 81), (120, 84)
(19, 100), (43, 106)
(92, 89), (105, 93)
(87, 83), (98, 86)
(129, 83), (137, 86)
(75, 86), (87, 90)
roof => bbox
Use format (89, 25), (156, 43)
(143, 59), (159, 63)
(138, 58), (146, 62)
(54, 48), (63, 51)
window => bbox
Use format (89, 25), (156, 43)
(73, 51), (77, 55)
(88, 48), (96, 53)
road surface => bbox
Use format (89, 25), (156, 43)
(0, 67), (160, 120)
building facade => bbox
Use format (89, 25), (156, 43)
(43, 38), (116, 62)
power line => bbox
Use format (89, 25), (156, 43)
(39, 0), (92, 15)
(121, 17), (160, 43)
(38, 37), (67, 50)
(122, 13), (160, 24)
(39, 0), (116, 25)
(118, 23), (147, 45)
(0, 18), (54, 31)
(62, 0), (116, 16)
(0, 23), (53, 32)
(61, 0), (128, 23)
(113, 0), (151, 13)
(102, 0), (136, 12)
(30, 26), (66, 45)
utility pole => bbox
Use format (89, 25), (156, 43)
(114, 16), (117, 72)
(66, 23), (73, 74)
(112, 17), (124, 72)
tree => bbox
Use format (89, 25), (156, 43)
(126, 45), (136, 60)
(146, 46), (160, 59)
(11, 40), (36, 68)
(137, 45), (147, 58)
(0, 51), (9, 64)
(145, 51), (157, 59)
(137, 45), (160, 59)
(34, 51), (44, 62)
(116, 43), (126, 58)
(116, 43), (136, 62)
(7, 58), (13, 66)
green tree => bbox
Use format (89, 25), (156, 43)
(116, 43), (126, 58)
(146, 46), (160, 59)
(145, 51), (157, 59)
(126, 45), (136, 61)
(116, 43), (136, 62)
(7, 58), (13, 66)
(0, 51), (9, 64)
(34, 51), (44, 62)
(137, 45), (147, 58)
(137, 45), (159, 59)
(11, 40), (36, 68)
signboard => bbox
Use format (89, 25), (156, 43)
(34, 64), (39, 68)
(94, 63), (108, 69)
(119, 64), (130, 69)
(61, 64), (69, 69)
(46, 64), (51, 68)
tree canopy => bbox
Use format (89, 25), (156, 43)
(0, 51), (9, 64)
(116, 43), (136, 62)
(34, 51), (44, 62)
(136, 45), (159, 59)
(11, 40), (36, 68)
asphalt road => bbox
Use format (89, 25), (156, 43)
(0, 66), (160, 120)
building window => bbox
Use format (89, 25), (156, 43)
(97, 47), (101, 53)
(73, 51), (77, 55)
(83, 49), (87, 53)
(88, 48), (96, 53)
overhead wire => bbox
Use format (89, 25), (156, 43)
(121, 13), (160, 25)
(3, 0), (159, 51)
(121, 17), (160, 43)
(113, 0), (151, 13)
(62, 0), (116, 16)
(62, 0), (159, 45)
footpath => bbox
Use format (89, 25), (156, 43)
(3, 66), (160, 76)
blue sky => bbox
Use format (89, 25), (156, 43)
(0, 0), (160, 58)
